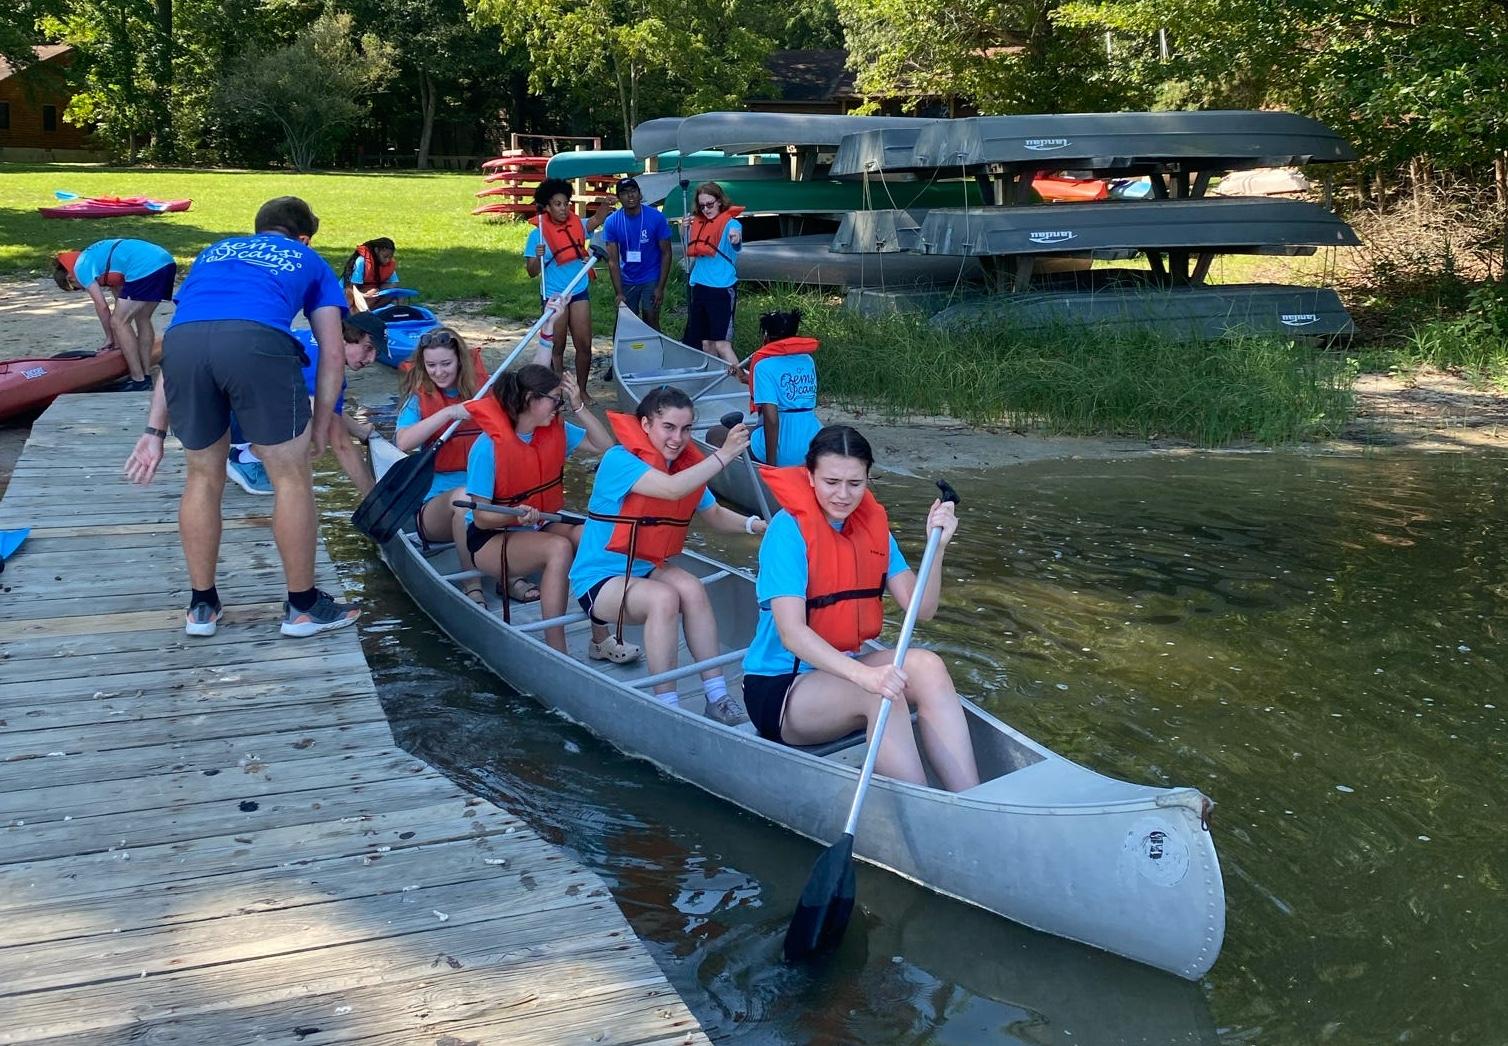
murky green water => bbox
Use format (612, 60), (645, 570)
(323, 447), (1507, 1045)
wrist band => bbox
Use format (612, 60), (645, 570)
(143, 426), (167, 439)
(744, 515), (757, 534)
(712, 451), (726, 467)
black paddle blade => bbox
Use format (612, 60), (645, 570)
(351, 445), (437, 543)
(719, 411), (744, 429)
(783, 833), (857, 962)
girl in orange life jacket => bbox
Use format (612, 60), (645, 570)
(682, 181), (745, 379)
(739, 425), (980, 792)
(340, 237), (399, 313)
(463, 364), (617, 654)
(568, 386), (768, 725)
(524, 179), (610, 404)
(395, 327), (487, 600)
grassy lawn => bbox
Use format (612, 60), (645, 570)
(0, 163), (579, 320)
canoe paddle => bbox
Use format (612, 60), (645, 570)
(452, 499), (587, 527)
(783, 478), (960, 962)
(719, 410), (774, 521)
(351, 251), (602, 543)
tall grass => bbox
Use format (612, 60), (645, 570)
(737, 289), (1355, 446)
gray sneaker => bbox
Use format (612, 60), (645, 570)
(280, 589), (360, 638)
(703, 694), (750, 727)
(185, 601), (222, 637)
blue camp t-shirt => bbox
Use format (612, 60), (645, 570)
(293, 329), (346, 414)
(742, 510), (910, 677)
(73, 238), (174, 288)
(749, 353), (821, 467)
(602, 207), (672, 286)
(397, 390), (468, 505)
(688, 219), (741, 289)
(569, 444), (716, 596)
(169, 233), (346, 332)
(464, 422), (587, 524)
(524, 225), (591, 299)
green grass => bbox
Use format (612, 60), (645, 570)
(735, 288), (1356, 445)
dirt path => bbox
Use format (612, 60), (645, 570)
(3, 276), (1504, 498)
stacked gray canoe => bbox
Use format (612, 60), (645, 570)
(828, 110), (1360, 340)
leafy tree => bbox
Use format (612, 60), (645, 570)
(1, 1), (63, 73)
(217, 11), (395, 170)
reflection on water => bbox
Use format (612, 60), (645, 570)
(322, 446), (1507, 1045)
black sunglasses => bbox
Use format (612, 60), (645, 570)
(418, 329), (458, 349)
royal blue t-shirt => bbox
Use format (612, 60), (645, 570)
(742, 510), (909, 676)
(749, 353), (821, 467)
(569, 445), (716, 596)
(464, 422), (587, 524)
(169, 233), (346, 333)
(602, 207), (672, 286)
(74, 238), (174, 287)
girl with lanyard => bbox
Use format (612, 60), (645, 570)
(569, 386), (767, 724)
(740, 425), (980, 791)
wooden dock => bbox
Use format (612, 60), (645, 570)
(0, 395), (709, 1045)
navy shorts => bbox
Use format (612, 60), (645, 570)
(576, 576), (614, 624)
(162, 320), (310, 451)
(119, 262), (177, 303)
(545, 290), (591, 308)
(742, 672), (798, 742)
(684, 283), (736, 346)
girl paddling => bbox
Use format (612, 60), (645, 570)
(569, 385), (767, 724)
(740, 425), (980, 791)
(463, 364), (622, 656)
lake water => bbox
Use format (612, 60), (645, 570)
(322, 447), (1507, 1045)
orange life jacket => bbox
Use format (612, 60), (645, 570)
(746, 336), (819, 409)
(57, 245), (125, 290)
(592, 411), (705, 567)
(405, 345), (487, 473)
(352, 243), (396, 292)
(466, 396), (566, 513)
(686, 205), (745, 260)
(536, 213), (595, 278)
(762, 466), (891, 656)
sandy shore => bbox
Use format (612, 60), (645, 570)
(3, 275), (1504, 497)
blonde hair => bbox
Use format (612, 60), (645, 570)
(399, 327), (481, 401)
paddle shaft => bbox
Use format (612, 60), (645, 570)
(719, 410), (773, 521)
(452, 499), (584, 527)
(839, 518), (948, 838)
(426, 254), (599, 451)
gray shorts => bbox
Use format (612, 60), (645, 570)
(622, 281), (659, 317)
(162, 320), (311, 451)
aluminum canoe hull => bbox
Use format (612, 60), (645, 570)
(369, 435), (1225, 979)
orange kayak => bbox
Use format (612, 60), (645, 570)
(0, 349), (129, 421)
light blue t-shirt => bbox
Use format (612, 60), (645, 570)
(749, 353), (821, 467)
(743, 510), (909, 676)
(688, 219), (741, 288)
(602, 207), (672, 286)
(74, 238), (174, 288)
(397, 391), (468, 504)
(525, 223), (591, 299)
(464, 421), (586, 523)
(349, 255), (398, 288)
(569, 444), (716, 596)
(170, 233), (346, 333)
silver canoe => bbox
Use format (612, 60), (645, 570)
(670, 112), (936, 158)
(610, 305), (774, 516)
(366, 435), (1226, 980)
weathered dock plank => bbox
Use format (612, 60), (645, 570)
(0, 395), (707, 1045)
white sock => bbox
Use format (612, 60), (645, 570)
(655, 690), (680, 707)
(703, 676), (729, 704)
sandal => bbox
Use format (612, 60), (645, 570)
(501, 577), (541, 603)
(589, 635), (643, 665)
(461, 580), (487, 606)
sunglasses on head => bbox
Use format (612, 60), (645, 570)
(418, 329), (458, 350)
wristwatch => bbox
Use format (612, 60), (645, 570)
(143, 426), (168, 439)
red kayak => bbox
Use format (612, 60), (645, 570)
(1032, 176), (1110, 203)
(39, 196), (193, 219)
(0, 349), (130, 421)
(482, 155), (549, 172)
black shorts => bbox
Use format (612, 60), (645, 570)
(576, 576), (613, 624)
(465, 521), (502, 559)
(683, 283), (736, 347)
(161, 320), (310, 451)
(119, 262), (177, 303)
(742, 671), (798, 743)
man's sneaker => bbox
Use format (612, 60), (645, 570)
(226, 458), (274, 496)
(185, 601), (222, 637)
(704, 694), (750, 727)
(280, 590), (361, 638)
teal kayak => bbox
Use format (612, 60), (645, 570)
(544, 149), (774, 180)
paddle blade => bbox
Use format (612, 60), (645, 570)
(54, 190), (79, 201)
(351, 446), (437, 542)
(783, 833), (857, 962)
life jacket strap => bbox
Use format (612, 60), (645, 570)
(498, 472), (564, 505)
(805, 585), (887, 612)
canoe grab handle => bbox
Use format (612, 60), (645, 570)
(629, 648), (748, 690)
(452, 499), (588, 527)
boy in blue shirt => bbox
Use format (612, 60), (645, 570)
(54, 237), (177, 390)
(601, 178), (673, 330)
(124, 196), (359, 640)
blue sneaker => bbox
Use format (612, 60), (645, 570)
(281, 589), (361, 638)
(226, 458), (273, 495)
